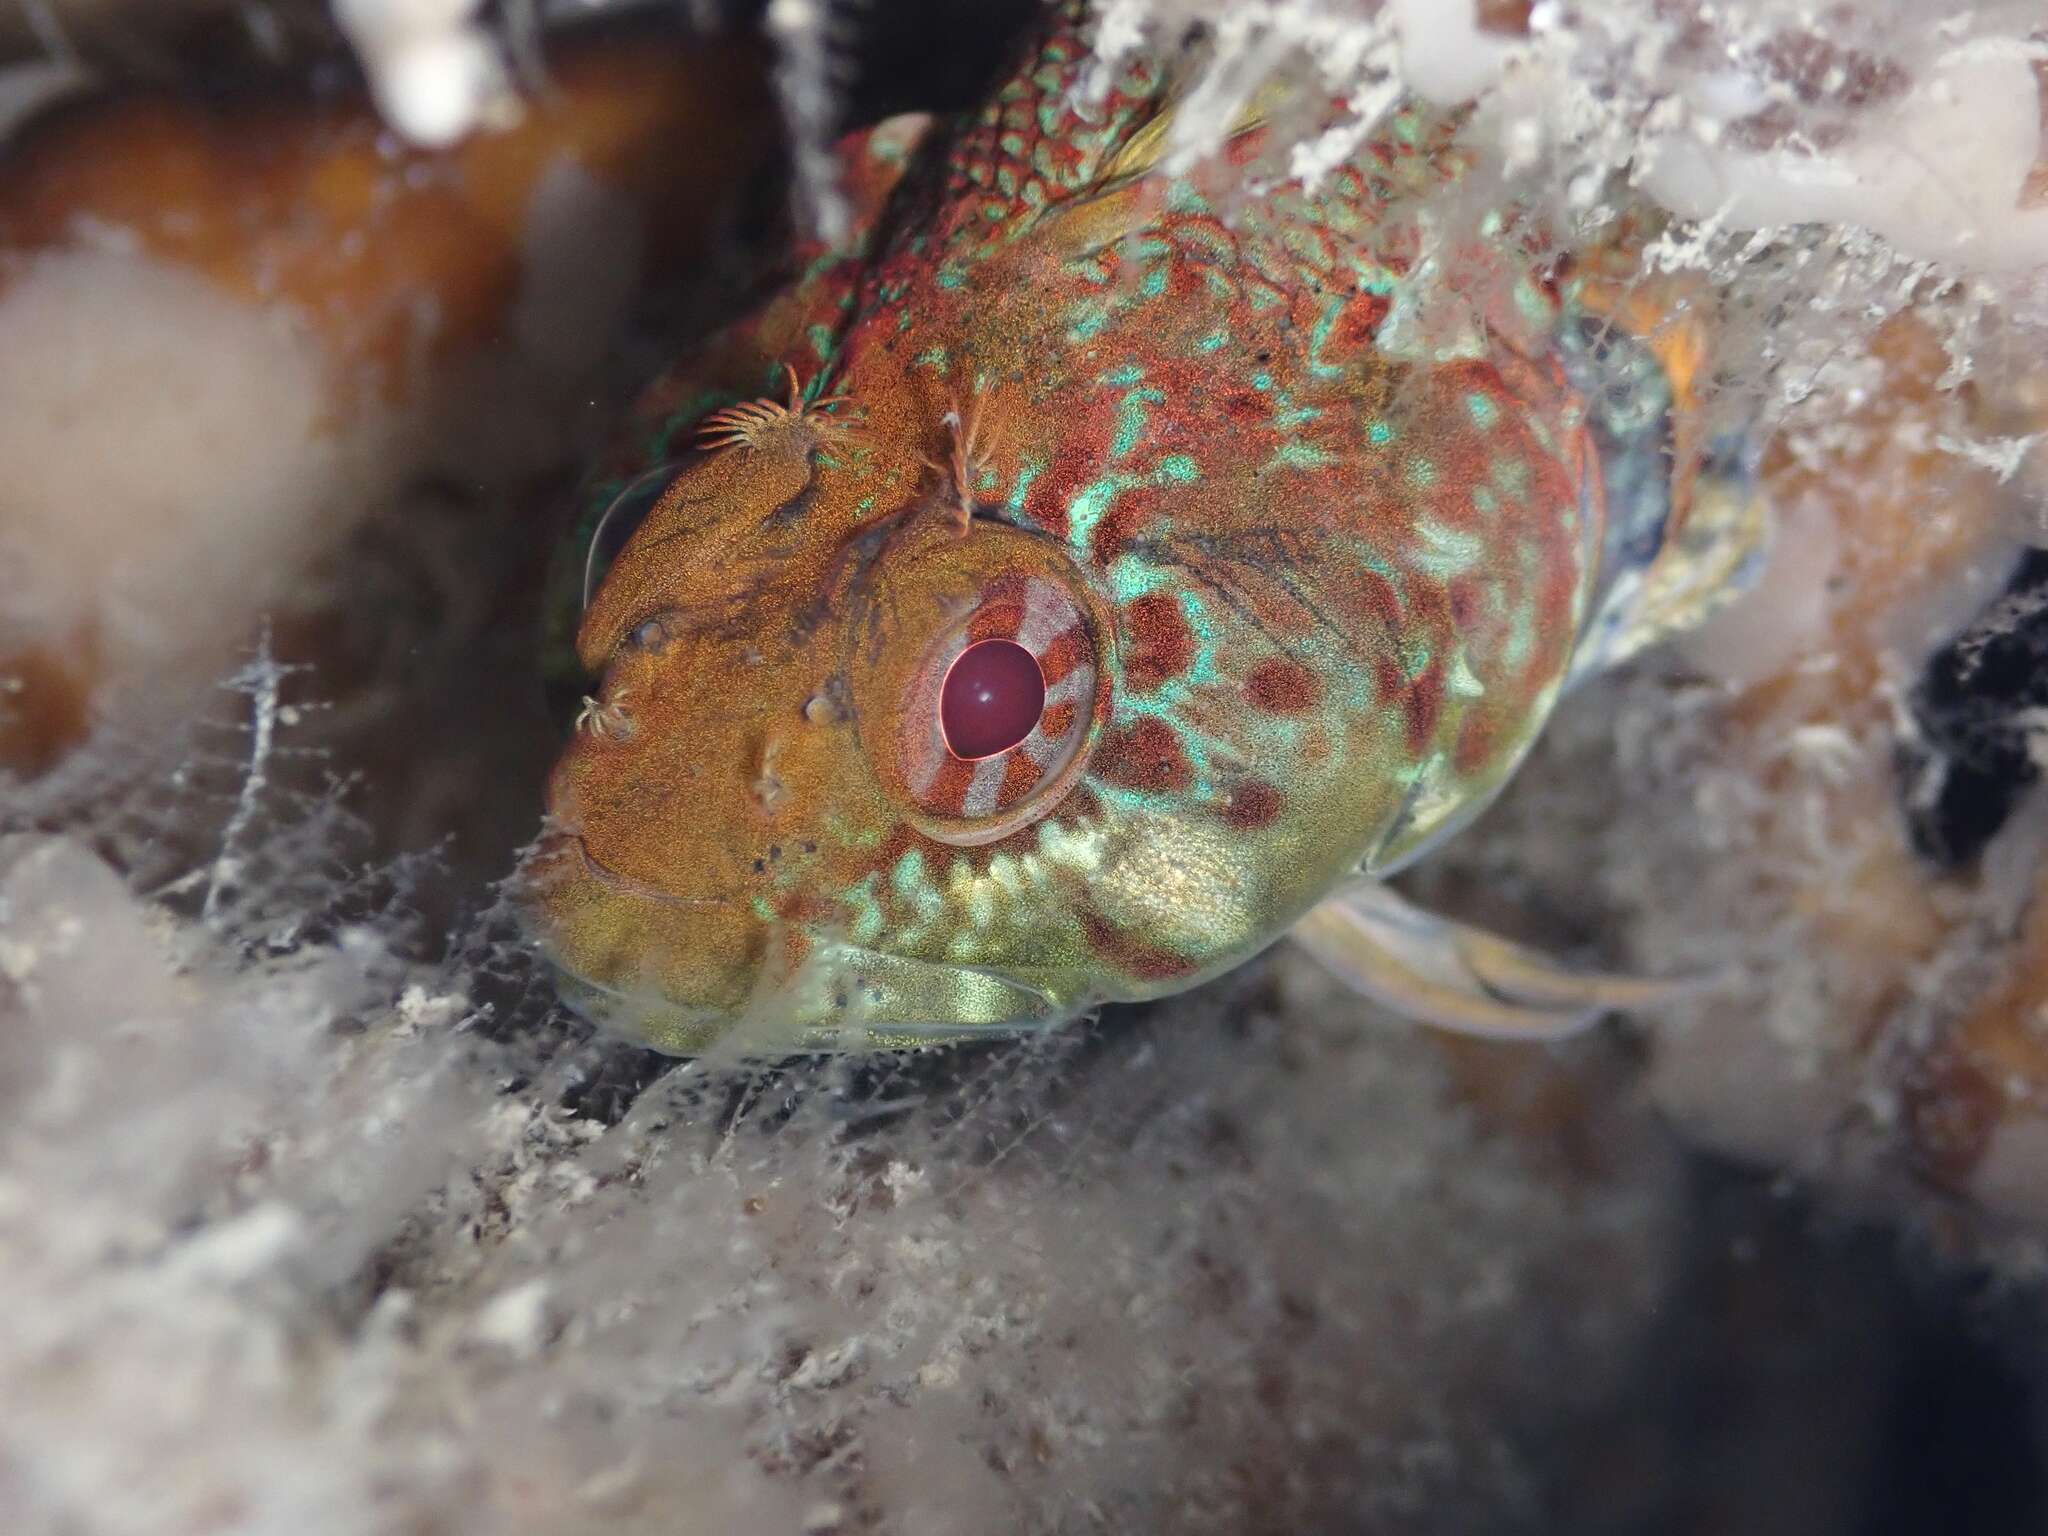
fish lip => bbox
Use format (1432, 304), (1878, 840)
(547, 967), (731, 1052)
(549, 935), (1076, 1057)
(534, 833), (1073, 1053)
(565, 833), (735, 909)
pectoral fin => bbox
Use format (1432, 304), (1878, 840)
(1289, 881), (1707, 1041)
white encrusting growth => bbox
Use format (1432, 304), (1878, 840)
(1116, 0), (2048, 287)
(0, 828), (1680, 1531)
(0, 248), (382, 743)
(1386, 0), (1521, 106)
(1639, 29), (2048, 273)
(765, 0), (850, 243)
(333, 0), (513, 148)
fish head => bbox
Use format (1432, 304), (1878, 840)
(524, 376), (1194, 1054)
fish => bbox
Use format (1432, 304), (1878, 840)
(519, 3), (1769, 1055)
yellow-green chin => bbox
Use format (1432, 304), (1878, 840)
(548, 940), (1079, 1057)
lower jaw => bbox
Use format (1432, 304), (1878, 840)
(549, 941), (1079, 1059)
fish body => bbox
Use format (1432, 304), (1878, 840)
(524, 6), (1764, 1054)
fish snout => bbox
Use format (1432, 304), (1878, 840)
(523, 655), (882, 1050)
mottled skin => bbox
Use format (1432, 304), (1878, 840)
(523, 6), (1737, 1053)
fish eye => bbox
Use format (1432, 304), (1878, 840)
(583, 463), (681, 610)
(940, 639), (1045, 760)
(846, 546), (1106, 847)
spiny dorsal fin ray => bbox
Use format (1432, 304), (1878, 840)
(1037, 73), (1291, 260)
(1093, 70), (1290, 189)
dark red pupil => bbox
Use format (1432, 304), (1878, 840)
(940, 640), (1045, 760)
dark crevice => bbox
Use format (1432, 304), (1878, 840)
(1901, 547), (2048, 868)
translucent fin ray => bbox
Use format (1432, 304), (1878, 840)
(1288, 880), (1709, 1041)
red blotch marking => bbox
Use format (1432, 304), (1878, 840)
(1377, 222), (1420, 276)
(775, 925), (811, 979)
(1123, 593), (1197, 693)
(1244, 657), (1322, 713)
(1447, 577), (1480, 629)
(1159, 250), (1204, 307)
(1222, 389), (1268, 424)
(1021, 481), (1074, 541)
(965, 597), (1023, 646)
(1222, 780), (1285, 830)
(1040, 136), (1085, 183)
(1403, 659), (1445, 756)
(877, 823), (919, 870)
(949, 838), (1004, 875)
(1080, 910), (1198, 983)
(1022, 396), (1122, 541)
(1039, 699), (1077, 741)
(770, 889), (852, 974)
(1329, 289), (1391, 354)
(1372, 656), (1405, 707)
(1453, 708), (1498, 778)
(774, 890), (840, 928)
(999, 750), (1042, 803)
(1090, 485), (1171, 564)
(1053, 783), (1103, 825)
(1330, 567), (1402, 636)
(1097, 716), (1194, 792)
(925, 754), (976, 814)
(1223, 126), (1271, 169)
(1035, 623), (1090, 686)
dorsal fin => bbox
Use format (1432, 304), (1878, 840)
(1036, 83), (1282, 262)
(1093, 75), (1285, 190)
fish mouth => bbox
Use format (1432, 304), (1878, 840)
(529, 832), (1077, 1056)
(566, 833), (735, 909)
(551, 938), (1077, 1058)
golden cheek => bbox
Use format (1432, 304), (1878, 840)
(1087, 813), (1265, 957)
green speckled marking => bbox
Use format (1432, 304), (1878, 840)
(1111, 388), (1163, 459)
(848, 874), (885, 944)
(1267, 439), (1335, 471)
